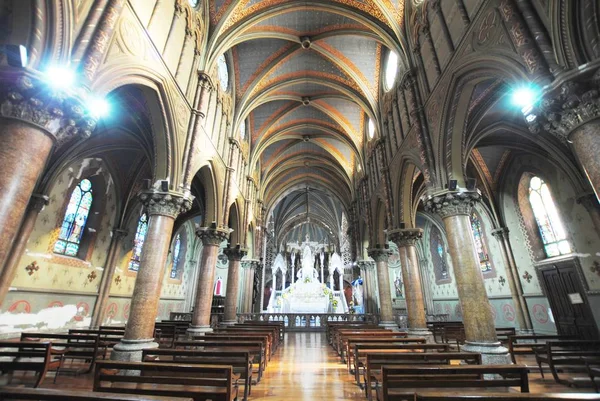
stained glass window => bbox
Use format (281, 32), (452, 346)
(170, 234), (182, 279)
(430, 225), (449, 282)
(239, 119), (246, 140)
(528, 176), (571, 257)
(54, 179), (93, 257)
(128, 213), (148, 272)
(470, 211), (492, 273)
(217, 54), (228, 90)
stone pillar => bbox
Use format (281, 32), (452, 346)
(368, 247), (396, 329)
(0, 70), (96, 289)
(358, 259), (377, 315)
(0, 194), (48, 308)
(491, 227), (533, 333)
(90, 227), (128, 328)
(424, 191), (509, 364)
(241, 259), (259, 313)
(222, 246), (247, 325)
(188, 225), (230, 334)
(112, 190), (193, 361)
(388, 228), (433, 341)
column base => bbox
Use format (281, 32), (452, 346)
(461, 341), (511, 365)
(111, 338), (158, 362)
(379, 321), (399, 331)
(187, 325), (213, 336)
(407, 328), (434, 343)
(221, 320), (237, 326)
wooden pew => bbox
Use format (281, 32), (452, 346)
(534, 340), (600, 384)
(175, 340), (266, 381)
(20, 332), (102, 375)
(365, 352), (482, 401)
(415, 392), (600, 401)
(335, 330), (398, 354)
(428, 321), (463, 343)
(508, 335), (574, 364)
(237, 321), (285, 341)
(0, 387), (194, 400)
(352, 343), (451, 383)
(193, 333), (271, 363)
(216, 326), (279, 351)
(68, 329), (124, 351)
(142, 348), (253, 401)
(343, 335), (421, 366)
(378, 365), (529, 401)
(0, 341), (63, 387)
(327, 322), (379, 344)
(495, 327), (516, 344)
(94, 360), (238, 401)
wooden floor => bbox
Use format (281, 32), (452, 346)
(4, 332), (598, 399)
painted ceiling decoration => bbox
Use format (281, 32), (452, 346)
(203, 0), (408, 250)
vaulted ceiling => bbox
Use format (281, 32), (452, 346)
(205, 1), (408, 242)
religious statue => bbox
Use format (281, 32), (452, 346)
(298, 244), (319, 281)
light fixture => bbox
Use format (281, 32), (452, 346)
(86, 96), (110, 119)
(45, 66), (76, 90)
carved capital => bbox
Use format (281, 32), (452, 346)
(491, 227), (510, 241)
(357, 259), (375, 271)
(197, 72), (213, 91)
(388, 228), (423, 247)
(242, 258), (260, 269)
(0, 69), (97, 143)
(529, 69), (600, 141)
(196, 226), (230, 246)
(29, 193), (49, 212)
(112, 227), (129, 238)
(423, 190), (480, 218)
(139, 190), (194, 218)
(224, 246), (248, 262)
(367, 248), (391, 263)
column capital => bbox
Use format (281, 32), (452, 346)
(0, 68), (97, 143)
(111, 227), (129, 238)
(242, 259), (261, 269)
(423, 190), (480, 218)
(196, 225), (230, 246)
(529, 67), (600, 141)
(491, 227), (510, 240)
(388, 228), (423, 247)
(29, 193), (49, 212)
(224, 246), (248, 261)
(367, 247), (391, 263)
(197, 72), (214, 90)
(139, 190), (193, 218)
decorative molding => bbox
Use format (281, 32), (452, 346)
(491, 227), (510, 241)
(139, 190), (194, 218)
(196, 226), (230, 246)
(224, 246), (248, 262)
(367, 248), (391, 263)
(388, 228), (424, 247)
(423, 190), (480, 218)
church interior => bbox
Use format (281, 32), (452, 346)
(1, 0), (600, 399)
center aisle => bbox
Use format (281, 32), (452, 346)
(251, 332), (365, 400)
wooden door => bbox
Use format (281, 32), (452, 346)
(539, 260), (599, 339)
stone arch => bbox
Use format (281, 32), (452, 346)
(393, 155), (426, 228)
(194, 163), (220, 226)
(228, 198), (242, 246)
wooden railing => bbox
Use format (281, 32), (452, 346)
(236, 313), (379, 331)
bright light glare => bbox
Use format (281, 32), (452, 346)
(384, 51), (398, 91)
(511, 85), (539, 110)
(86, 97), (110, 119)
(45, 66), (76, 90)
(368, 118), (375, 139)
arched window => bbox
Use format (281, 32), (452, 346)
(429, 225), (449, 283)
(528, 176), (571, 257)
(217, 54), (229, 90)
(368, 118), (375, 139)
(54, 179), (93, 256)
(384, 50), (399, 91)
(470, 211), (492, 273)
(128, 213), (148, 272)
(170, 234), (182, 279)
(239, 119), (246, 140)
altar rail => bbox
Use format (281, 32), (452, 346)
(236, 313), (379, 331)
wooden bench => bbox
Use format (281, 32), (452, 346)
(495, 327), (516, 344)
(195, 333), (271, 363)
(94, 360), (238, 401)
(327, 323), (380, 344)
(20, 332), (102, 375)
(534, 340), (600, 384)
(352, 343), (452, 383)
(341, 333), (411, 363)
(428, 321), (463, 343)
(216, 326), (279, 351)
(414, 392), (600, 401)
(175, 340), (266, 381)
(0, 341), (64, 387)
(237, 321), (285, 341)
(378, 365), (529, 401)
(69, 329), (124, 351)
(142, 348), (253, 401)
(365, 352), (483, 401)
(508, 335), (574, 364)
(0, 387), (194, 400)
(335, 330), (397, 354)
(330, 326), (384, 349)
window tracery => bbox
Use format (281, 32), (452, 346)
(128, 213), (148, 272)
(54, 179), (93, 257)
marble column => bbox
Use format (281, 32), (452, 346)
(424, 191), (509, 364)
(112, 190), (193, 361)
(0, 194), (48, 308)
(491, 227), (533, 333)
(367, 247), (396, 329)
(90, 227), (128, 328)
(358, 259), (377, 315)
(388, 228), (433, 341)
(188, 225), (230, 334)
(0, 70), (96, 280)
(241, 259), (259, 314)
(570, 121), (600, 200)
(222, 246), (247, 325)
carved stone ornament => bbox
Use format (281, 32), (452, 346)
(29, 193), (49, 212)
(0, 69), (97, 143)
(529, 69), (600, 141)
(196, 226), (230, 246)
(491, 227), (510, 241)
(388, 228), (424, 247)
(357, 259), (375, 271)
(423, 190), (480, 218)
(367, 248), (391, 263)
(224, 247), (248, 262)
(241, 259), (259, 269)
(139, 190), (194, 218)
(112, 227), (129, 239)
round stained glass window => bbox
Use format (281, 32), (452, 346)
(217, 54), (229, 90)
(239, 119), (246, 140)
(368, 118), (375, 139)
(384, 50), (399, 91)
